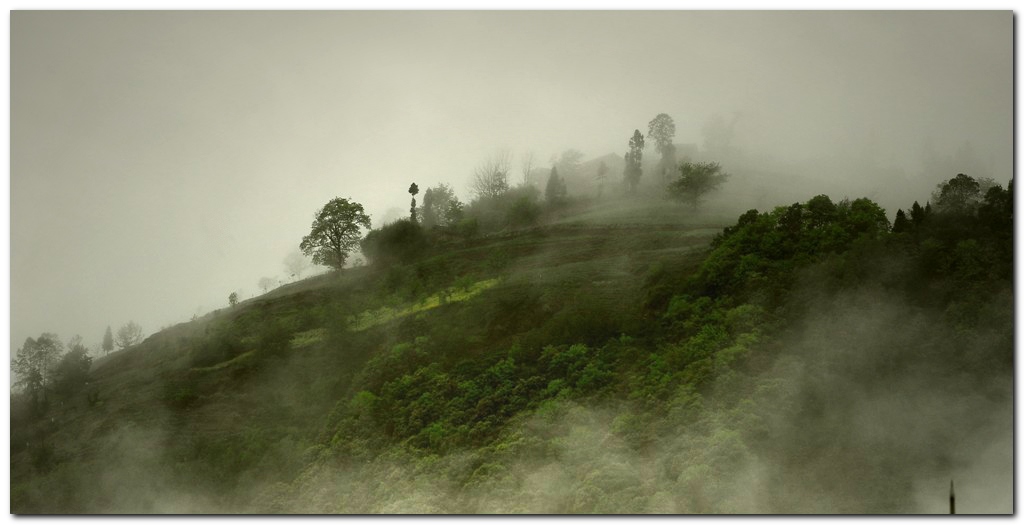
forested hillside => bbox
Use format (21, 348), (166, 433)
(11, 172), (1012, 514)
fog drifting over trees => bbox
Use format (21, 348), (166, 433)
(11, 11), (1010, 353)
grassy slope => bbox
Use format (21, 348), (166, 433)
(16, 190), (1010, 514)
(10, 199), (725, 514)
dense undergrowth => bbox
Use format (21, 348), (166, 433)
(11, 176), (1013, 513)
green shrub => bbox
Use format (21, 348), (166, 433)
(189, 325), (245, 368)
(361, 219), (429, 266)
(163, 377), (200, 409)
(507, 196), (541, 229)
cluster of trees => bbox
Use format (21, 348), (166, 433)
(13, 321), (145, 414)
(10, 325), (145, 415)
(297, 112), (735, 274)
(294, 172), (1011, 513)
(419, 183), (464, 229)
(14, 164), (1008, 511)
(629, 113), (730, 204)
(12, 334), (66, 411)
(292, 113), (722, 269)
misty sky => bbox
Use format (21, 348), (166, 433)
(10, 11), (1011, 351)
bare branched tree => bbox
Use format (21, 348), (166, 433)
(114, 321), (143, 350)
(283, 250), (312, 281)
(555, 149), (585, 180)
(520, 151), (535, 187)
(471, 150), (512, 199)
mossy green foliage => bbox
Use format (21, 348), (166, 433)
(349, 278), (500, 332)
(11, 176), (1013, 513)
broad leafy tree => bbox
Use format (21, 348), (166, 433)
(647, 113), (676, 154)
(668, 161), (729, 208)
(933, 173), (981, 212)
(648, 113), (678, 183)
(300, 197), (372, 270)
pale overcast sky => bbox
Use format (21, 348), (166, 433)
(10, 11), (1011, 351)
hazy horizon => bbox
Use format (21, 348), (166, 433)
(11, 10), (1011, 352)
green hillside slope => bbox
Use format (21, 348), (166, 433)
(11, 180), (1013, 514)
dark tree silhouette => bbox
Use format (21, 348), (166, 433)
(12, 333), (63, 410)
(624, 130), (645, 194)
(668, 161), (729, 208)
(102, 326), (114, 355)
(51, 344), (92, 397)
(892, 209), (911, 233)
(648, 113), (677, 184)
(933, 173), (981, 212)
(910, 201), (927, 226)
(409, 183), (419, 223)
(300, 197), (372, 270)
(420, 183), (463, 228)
(647, 113), (676, 155)
(545, 166), (567, 205)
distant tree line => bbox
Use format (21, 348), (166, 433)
(296, 112), (737, 272)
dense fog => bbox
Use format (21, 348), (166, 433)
(10, 10), (1012, 516)
(11, 10), (1010, 352)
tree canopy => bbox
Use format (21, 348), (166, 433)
(51, 344), (92, 398)
(13, 333), (63, 408)
(300, 197), (372, 270)
(668, 161), (729, 208)
(647, 113), (676, 156)
(420, 183), (463, 229)
(932, 173), (981, 212)
(360, 219), (428, 266)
